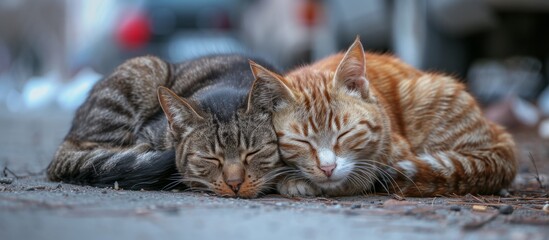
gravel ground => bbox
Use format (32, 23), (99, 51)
(1, 109), (548, 240)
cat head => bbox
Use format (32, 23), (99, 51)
(250, 38), (391, 193)
(157, 76), (288, 198)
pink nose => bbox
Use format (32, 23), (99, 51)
(320, 164), (336, 177)
(225, 177), (243, 193)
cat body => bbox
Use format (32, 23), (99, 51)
(47, 54), (285, 198)
(250, 39), (517, 197)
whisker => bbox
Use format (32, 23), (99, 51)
(183, 186), (212, 193)
(181, 178), (214, 187)
(240, 167), (300, 195)
(350, 167), (386, 194)
(162, 180), (184, 190)
(354, 162), (403, 195)
(359, 160), (422, 195)
(355, 162), (401, 195)
(130, 180), (160, 189)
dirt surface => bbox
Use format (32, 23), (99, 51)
(1, 109), (548, 240)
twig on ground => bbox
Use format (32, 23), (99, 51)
(528, 152), (544, 189)
(2, 165), (46, 179)
(3, 166), (21, 179)
(392, 193), (405, 201)
(465, 194), (488, 203)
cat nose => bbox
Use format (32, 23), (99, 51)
(320, 164), (336, 177)
(223, 163), (244, 193)
(225, 177), (243, 193)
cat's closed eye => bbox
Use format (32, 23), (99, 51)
(200, 156), (222, 167)
(244, 143), (277, 162)
(244, 149), (261, 164)
(290, 138), (313, 147)
(336, 129), (352, 142)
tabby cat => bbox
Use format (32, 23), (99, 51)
(249, 38), (517, 197)
(47, 54), (286, 198)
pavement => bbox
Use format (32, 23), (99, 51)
(1, 109), (548, 240)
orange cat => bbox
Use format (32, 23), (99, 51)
(249, 38), (517, 197)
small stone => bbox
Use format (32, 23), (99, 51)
(101, 190), (108, 194)
(498, 205), (513, 215)
(0, 177), (13, 184)
(499, 189), (510, 197)
(449, 205), (461, 212)
(543, 204), (549, 214)
(350, 204), (362, 209)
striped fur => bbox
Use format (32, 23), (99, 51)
(47, 55), (286, 198)
(251, 38), (517, 197)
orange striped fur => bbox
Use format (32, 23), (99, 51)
(250, 38), (517, 197)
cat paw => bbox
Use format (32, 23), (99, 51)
(277, 179), (320, 197)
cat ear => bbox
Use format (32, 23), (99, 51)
(333, 37), (369, 99)
(246, 61), (295, 113)
(157, 86), (204, 131)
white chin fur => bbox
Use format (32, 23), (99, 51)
(332, 157), (353, 180)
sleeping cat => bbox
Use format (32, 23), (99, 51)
(249, 38), (517, 197)
(47, 54), (286, 198)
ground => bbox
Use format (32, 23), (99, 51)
(0, 109), (548, 240)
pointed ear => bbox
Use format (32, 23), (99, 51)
(334, 37), (369, 99)
(157, 86), (204, 131)
(246, 61), (295, 113)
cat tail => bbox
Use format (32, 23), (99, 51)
(48, 141), (179, 190)
(390, 123), (517, 197)
(47, 56), (179, 190)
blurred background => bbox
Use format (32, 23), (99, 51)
(1, 2), (548, 232)
(1, 0), (549, 135)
